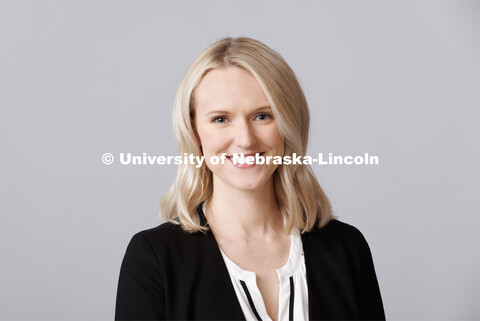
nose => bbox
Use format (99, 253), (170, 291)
(233, 120), (256, 149)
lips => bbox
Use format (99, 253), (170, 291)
(226, 152), (265, 159)
(225, 152), (265, 167)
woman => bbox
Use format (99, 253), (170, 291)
(115, 37), (385, 321)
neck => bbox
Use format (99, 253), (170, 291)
(205, 177), (286, 239)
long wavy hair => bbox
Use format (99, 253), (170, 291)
(159, 36), (334, 233)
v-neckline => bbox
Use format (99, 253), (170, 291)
(201, 201), (300, 281)
(196, 202), (316, 321)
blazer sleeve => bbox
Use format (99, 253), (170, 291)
(115, 233), (165, 320)
(357, 231), (386, 320)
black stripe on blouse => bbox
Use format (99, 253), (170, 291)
(239, 277), (295, 321)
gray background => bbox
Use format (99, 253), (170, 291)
(1, 0), (479, 320)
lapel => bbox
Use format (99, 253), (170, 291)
(197, 204), (246, 320)
(301, 222), (323, 320)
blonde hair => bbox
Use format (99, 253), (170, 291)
(159, 36), (334, 233)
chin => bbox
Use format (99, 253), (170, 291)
(222, 173), (274, 192)
(210, 165), (278, 193)
(230, 181), (265, 192)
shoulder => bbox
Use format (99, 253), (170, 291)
(301, 218), (379, 283)
(307, 218), (366, 237)
(134, 221), (188, 240)
(126, 221), (210, 260)
(302, 218), (372, 253)
(325, 219), (368, 242)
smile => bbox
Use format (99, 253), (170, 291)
(226, 152), (265, 168)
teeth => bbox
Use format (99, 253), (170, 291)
(225, 153), (266, 165)
(236, 157), (246, 165)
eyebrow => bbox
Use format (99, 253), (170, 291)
(204, 105), (272, 116)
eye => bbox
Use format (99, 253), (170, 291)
(212, 116), (228, 123)
(255, 113), (272, 121)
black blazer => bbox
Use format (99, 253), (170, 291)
(115, 209), (386, 320)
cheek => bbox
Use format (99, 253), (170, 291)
(197, 127), (225, 155)
(265, 126), (284, 151)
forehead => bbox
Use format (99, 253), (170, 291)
(194, 67), (269, 111)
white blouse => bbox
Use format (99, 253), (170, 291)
(203, 203), (309, 321)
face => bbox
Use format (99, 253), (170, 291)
(193, 67), (285, 192)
